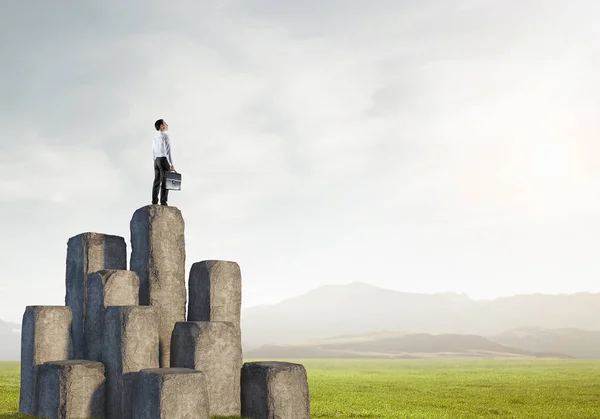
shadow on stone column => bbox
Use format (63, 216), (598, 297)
(36, 360), (105, 419)
(241, 361), (311, 419)
(188, 260), (242, 335)
(133, 368), (209, 419)
(85, 269), (139, 362)
(66, 232), (127, 359)
(19, 306), (73, 416)
(129, 205), (186, 368)
(104, 306), (159, 419)
(170, 321), (242, 417)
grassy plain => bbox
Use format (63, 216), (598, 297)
(2, 359), (600, 418)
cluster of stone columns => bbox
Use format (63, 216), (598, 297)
(18, 205), (310, 419)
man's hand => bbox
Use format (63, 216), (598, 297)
(170, 166), (175, 172)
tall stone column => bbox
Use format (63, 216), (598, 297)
(104, 306), (159, 419)
(171, 321), (242, 417)
(65, 232), (127, 359)
(130, 205), (186, 367)
(188, 260), (242, 335)
(19, 306), (73, 416)
(84, 269), (139, 361)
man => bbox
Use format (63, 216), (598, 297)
(152, 119), (175, 206)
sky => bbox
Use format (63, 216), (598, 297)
(1, 0), (600, 323)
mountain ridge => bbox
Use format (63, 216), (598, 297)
(242, 282), (599, 314)
(241, 282), (600, 349)
(245, 330), (570, 359)
(3, 282), (600, 360)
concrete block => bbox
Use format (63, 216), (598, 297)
(19, 306), (73, 416)
(133, 368), (209, 419)
(188, 260), (241, 332)
(66, 232), (127, 359)
(36, 360), (105, 419)
(104, 306), (159, 419)
(241, 361), (310, 419)
(85, 269), (139, 361)
(130, 205), (186, 367)
(170, 321), (242, 417)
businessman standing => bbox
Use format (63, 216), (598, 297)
(152, 119), (175, 206)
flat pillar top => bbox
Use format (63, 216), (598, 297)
(25, 305), (72, 312)
(91, 269), (137, 275)
(191, 260), (240, 266)
(244, 361), (306, 370)
(67, 232), (125, 241)
(132, 204), (182, 215)
(42, 360), (104, 368)
(89, 269), (139, 283)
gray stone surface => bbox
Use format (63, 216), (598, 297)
(170, 321), (242, 417)
(241, 361), (310, 419)
(133, 368), (209, 419)
(19, 306), (73, 416)
(66, 232), (127, 359)
(85, 269), (139, 361)
(187, 260), (241, 333)
(36, 360), (105, 419)
(130, 205), (186, 367)
(104, 306), (159, 419)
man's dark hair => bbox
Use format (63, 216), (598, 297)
(154, 119), (164, 131)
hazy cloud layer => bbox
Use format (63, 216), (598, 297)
(1, 1), (600, 322)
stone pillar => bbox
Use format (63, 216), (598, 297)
(19, 306), (73, 416)
(133, 368), (209, 419)
(241, 361), (311, 419)
(104, 306), (159, 419)
(187, 260), (242, 333)
(130, 205), (186, 367)
(65, 232), (127, 359)
(85, 269), (139, 361)
(170, 321), (242, 417)
(36, 360), (105, 419)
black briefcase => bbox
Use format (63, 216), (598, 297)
(165, 171), (182, 191)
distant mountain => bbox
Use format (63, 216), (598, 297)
(245, 330), (563, 359)
(241, 282), (600, 350)
(241, 282), (476, 349)
(0, 320), (21, 361)
(469, 293), (600, 336)
(489, 327), (600, 359)
(3, 283), (600, 361)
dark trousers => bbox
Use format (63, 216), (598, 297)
(152, 157), (170, 205)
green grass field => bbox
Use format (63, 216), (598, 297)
(2, 359), (600, 418)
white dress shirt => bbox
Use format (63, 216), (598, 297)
(152, 131), (173, 167)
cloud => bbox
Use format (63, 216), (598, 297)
(0, 141), (122, 203)
(1, 0), (600, 322)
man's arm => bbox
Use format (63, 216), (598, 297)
(163, 133), (174, 170)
